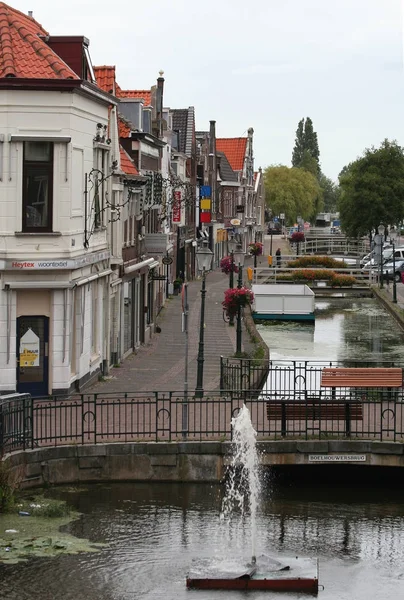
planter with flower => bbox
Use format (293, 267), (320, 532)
(220, 255), (239, 275)
(223, 287), (254, 317)
(248, 242), (263, 257)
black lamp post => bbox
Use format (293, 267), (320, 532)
(227, 233), (237, 326)
(195, 240), (213, 398)
(392, 238), (397, 303)
(234, 243), (245, 354)
(378, 223), (385, 289)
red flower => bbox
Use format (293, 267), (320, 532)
(220, 255), (239, 275)
(223, 287), (254, 316)
(248, 242), (263, 256)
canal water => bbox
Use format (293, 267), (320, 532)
(256, 297), (404, 363)
(1, 481), (404, 600)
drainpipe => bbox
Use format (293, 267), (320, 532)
(209, 120), (217, 219)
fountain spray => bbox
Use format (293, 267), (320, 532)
(221, 404), (260, 564)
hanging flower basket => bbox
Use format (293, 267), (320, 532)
(223, 287), (254, 317)
(220, 255), (239, 275)
(290, 231), (305, 244)
(248, 242), (263, 256)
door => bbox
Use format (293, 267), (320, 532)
(16, 316), (49, 397)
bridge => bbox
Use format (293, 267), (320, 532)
(2, 360), (404, 487)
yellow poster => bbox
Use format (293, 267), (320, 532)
(19, 328), (40, 367)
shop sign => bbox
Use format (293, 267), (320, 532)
(172, 191), (181, 223)
(5, 250), (110, 270)
(19, 328), (40, 367)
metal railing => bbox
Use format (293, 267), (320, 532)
(253, 267), (373, 286)
(220, 356), (270, 393)
(1, 384), (404, 453)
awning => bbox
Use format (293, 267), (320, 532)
(148, 260), (160, 269)
(72, 269), (112, 288)
(124, 257), (155, 275)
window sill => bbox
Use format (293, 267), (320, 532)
(90, 353), (101, 366)
(15, 231), (62, 237)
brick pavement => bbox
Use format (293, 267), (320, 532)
(88, 255), (264, 395)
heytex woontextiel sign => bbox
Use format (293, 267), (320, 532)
(1, 250), (110, 270)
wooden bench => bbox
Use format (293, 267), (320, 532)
(320, 367), (403, 389)
(266, 401), (362, 421)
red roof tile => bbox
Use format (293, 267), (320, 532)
(216, 138), (247, 172)
(0, 2), (79, 79)
(118, 115), (131, 138)
(120, 145), (138, 175)
(117, 88), (152, 106)
(94, 65), (116, 94)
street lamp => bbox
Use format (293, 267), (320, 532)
(392, 238), (397, 303)
(227, 233), (238, 326)
(378, 223), (385, 289)
(195, 240), (213, 398)
(235, 243), (245, 354)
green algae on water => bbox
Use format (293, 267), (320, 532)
(0, 509), (106, 564)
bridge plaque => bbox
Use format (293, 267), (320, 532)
(308, 455), (367, 463)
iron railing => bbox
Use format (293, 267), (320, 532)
(0, 394), (33, 453)
(1, 387), (404, 454)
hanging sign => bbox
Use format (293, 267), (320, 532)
(172, 191), (181, 223)
(19, 328), (40, 367)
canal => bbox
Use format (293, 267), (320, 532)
(256, 296), (404, 363)
(1, 481), (403, 599)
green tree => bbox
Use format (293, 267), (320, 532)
(263, 165), (321, 224)
(319, 173), (340, 212)
(292, 117), (320, 173)
(338, 139), (404, 238)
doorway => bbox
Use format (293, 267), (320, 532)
(16, 316), (49, 397)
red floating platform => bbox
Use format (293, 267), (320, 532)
(186, 556), (319, 594)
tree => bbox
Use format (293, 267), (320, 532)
(319, 173), (340, 213)
(338, 139), (404, 238)
(292, 117), (320, 173)
(263, 165), (322, 223)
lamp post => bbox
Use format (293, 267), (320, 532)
(227, 233), (237, 326)
(378, 223), (385, 289)
(234, 243), (245, 354)
(392, 238), (397, 303)
(195, 240), (213, 398)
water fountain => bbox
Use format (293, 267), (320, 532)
(186, 404), (319, 593)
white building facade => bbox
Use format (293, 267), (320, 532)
(0, 78), (118, 396)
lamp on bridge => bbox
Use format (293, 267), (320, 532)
(235, 243), (245, 354)
(195, 240), (213, 398)
(378, 223), (385, 289)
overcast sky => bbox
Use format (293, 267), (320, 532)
(12, 0), (404, 180)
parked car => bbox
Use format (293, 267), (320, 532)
(360, 244), (392, 268)
(361, 246), (404, 271)
(380, 259), (404, 282)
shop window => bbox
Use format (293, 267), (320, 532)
(22, 142), (53, 232)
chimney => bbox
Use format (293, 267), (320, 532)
(28, 11), (33, 17)
(154, 70), (165, 140)
(208, 120), (217, 218)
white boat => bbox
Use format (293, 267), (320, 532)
(252, 284), (315, 321)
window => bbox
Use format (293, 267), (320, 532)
(23, 142), (53, 232)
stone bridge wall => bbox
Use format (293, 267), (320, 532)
(4, 440), (404, 489)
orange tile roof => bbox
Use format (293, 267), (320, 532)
(117, 89), (152, 106)
(118, 115), (132, 138)
(94, 66), (116, 94)
(216, 138), (247, 172)
(0, 2), (79, 79)
(120, 146), (138, 175)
